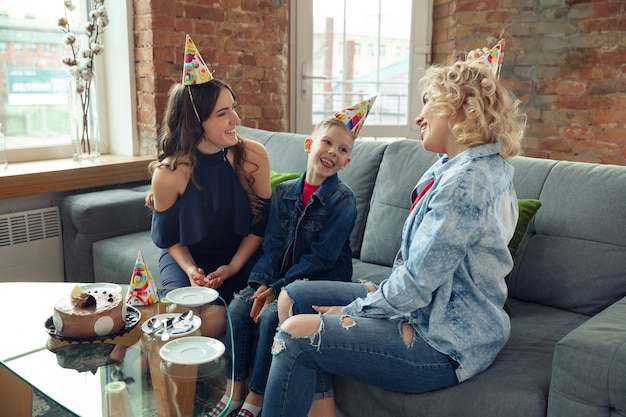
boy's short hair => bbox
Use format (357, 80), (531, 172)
(311, 116), (358, 142)
(419, 61), (526, 159)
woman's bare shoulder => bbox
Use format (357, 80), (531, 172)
(243, 138), (269, 160)
(151, 158), (191, 209)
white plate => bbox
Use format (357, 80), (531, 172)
(159, 336), (225, 365)
(166, 287), (219, 307)
(80, 283), (122, 293)
(141, 313), (201, 338)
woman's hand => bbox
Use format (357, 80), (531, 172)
(312, 305), (344, 316)
(204, 264), (236, 289)
(466, 47), (487, 62)
(188, 267), (207, 287)
(250, 285), (276, 323)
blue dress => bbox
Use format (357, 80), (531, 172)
(151, 148), (268, 303)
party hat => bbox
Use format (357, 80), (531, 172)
(469, 38), (505, 79)
(182, 34), (213, 85)
(126, 250), (159, 306)
(334, 95), (377, 136)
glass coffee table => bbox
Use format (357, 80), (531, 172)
(0, 282), (233, 417)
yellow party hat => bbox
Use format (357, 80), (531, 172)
(182, 34), (213, 85)
(126, 250), (159, 306)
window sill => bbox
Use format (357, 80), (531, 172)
(0, 155), (154, 200)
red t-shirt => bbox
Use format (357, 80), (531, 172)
(302, 180), (320, 207)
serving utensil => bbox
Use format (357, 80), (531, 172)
(160, 310), (193, 341)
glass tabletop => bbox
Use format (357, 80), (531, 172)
(0, 282), (233, 417)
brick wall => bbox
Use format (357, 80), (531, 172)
(137, 0), (626, 165)
(133, 0), (290, 153)
(433, 0), (626, 165)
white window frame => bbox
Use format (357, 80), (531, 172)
(290, 0), (433, 139)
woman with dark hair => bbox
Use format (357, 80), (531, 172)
(146, 35), (271, 337)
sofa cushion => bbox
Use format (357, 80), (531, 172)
(503, 199), (542, 315)
(61, 185), (152, 282)
(335, 297), (589, 417)
(351, 259), (392, 285)
(360, 139), (438, 266)
(547, 295), (626, 417)
(509, 199), (542, 261)
(338, 140), (389, 257)
(93, 231), (161, 285)
(270, 170), (301, 193)
(508, 160), (626, 315)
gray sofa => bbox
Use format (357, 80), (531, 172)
(60, 126), (626, 417)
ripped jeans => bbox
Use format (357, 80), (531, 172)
(263, 280), (459, 417)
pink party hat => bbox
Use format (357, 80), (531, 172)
(182, 34), (213, 85)
(126, 250), (159, 306)
(469, 38), (505, 79)
(334, 95), (377, 136)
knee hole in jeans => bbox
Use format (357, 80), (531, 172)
(401, 321), (413, 346)
(340, 315), (356, 329)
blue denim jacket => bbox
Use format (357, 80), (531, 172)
(249, 172), (357, 292)
(343, 144), (517, 382)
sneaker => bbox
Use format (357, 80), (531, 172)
(236, 409), (261, 417)
(206, 400), (241, 417)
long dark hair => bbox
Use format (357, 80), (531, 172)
(147, 78), (261, 220)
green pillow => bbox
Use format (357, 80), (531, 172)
(504, 199), (542, 316)
(508, 199), (542, 260)
(270, 170), (301, 193)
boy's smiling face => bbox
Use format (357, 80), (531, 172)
(304, 124), (354, 185)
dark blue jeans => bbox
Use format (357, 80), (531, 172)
(225, 286), (279, 395)
(263, 280), (459, 417)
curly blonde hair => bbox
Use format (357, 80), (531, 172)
(419, 61), (526, 159)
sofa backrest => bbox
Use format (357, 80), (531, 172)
(510, 156), (626, 316)
(359, 139), (439, 266)
(239, 126), (626, 316)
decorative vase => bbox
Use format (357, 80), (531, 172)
(68, 79), (100, 161)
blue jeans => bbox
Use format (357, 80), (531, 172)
(226, 286), (279, 395)
(263, 280), (459, 417)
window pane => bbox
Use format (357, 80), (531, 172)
(311, 0), (412, 126)
(0, 1), (89, 151)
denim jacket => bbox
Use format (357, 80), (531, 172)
(343, 144), (517, 383)
(249, 172), (357, 292)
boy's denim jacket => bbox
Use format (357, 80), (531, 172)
(249, 172), (357, 293)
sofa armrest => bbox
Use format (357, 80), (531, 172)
(547, 295), (626, 417)
(60, 185), (152, 282)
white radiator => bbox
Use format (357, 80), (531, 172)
(0, 207), (65, 282)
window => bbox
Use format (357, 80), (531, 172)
(0, 1), (137, 162)
(292, 0), (433, 139)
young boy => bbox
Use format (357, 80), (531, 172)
(209, 97), (376, 417)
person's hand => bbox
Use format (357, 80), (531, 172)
(250, 285), (276, 323)
(188, 267), (207, 287)
(204, 264), (235, 289)
(312, 305), (344, 315)
(466, 47), (488, 62)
